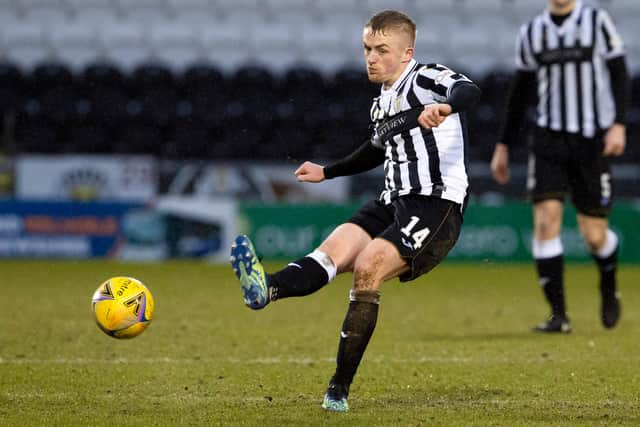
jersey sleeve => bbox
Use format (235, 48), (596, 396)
(413, 64), (473, 103)
(515, 22), (537, 71)
(597, 9), (625, 60)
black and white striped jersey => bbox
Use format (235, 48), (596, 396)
(516, 1), (625, 137)
(370, 59), (472, 206)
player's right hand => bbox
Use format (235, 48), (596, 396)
(491, 143), (510, 185)
(294, 161), (325, 183)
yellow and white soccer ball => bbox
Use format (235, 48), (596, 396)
(92, 277), (154, 339)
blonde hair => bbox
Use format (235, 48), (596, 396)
(365, 10), (416, 46)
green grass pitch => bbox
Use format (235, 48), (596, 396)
(1, 260), (639, 426)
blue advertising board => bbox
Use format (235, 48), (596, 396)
(0, 201), (140, 258)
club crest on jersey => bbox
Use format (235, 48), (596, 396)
(394, 96), (403, 112)
(435, 70), (454, 84)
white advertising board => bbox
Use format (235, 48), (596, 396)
(16, 155), (157, 202)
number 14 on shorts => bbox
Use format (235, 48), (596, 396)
(400, 216), (430, 249)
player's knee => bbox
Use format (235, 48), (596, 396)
(534, 218), (561, 240)
(581, 227), (606, 252)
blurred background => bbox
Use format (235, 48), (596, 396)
(0, 0), (637, 264)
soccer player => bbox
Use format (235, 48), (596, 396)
(230, 10), (480, 412)
(491, 0), (628, 333)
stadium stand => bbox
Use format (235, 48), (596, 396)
(0, 0), (637, 164)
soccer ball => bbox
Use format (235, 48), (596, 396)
(92, 277), (154, 339)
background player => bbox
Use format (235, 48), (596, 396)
(230, 10), (480, 412)
(491, 0), (628, 332)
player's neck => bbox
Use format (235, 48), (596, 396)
(549, 1), (576, 16)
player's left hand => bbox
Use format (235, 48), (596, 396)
(418, 103), (453, 129)
(603, 123), (626, 157)
(294, 161), (325, 183)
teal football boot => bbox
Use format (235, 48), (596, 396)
(230, 235), (269, 309)
(321, 383), (349, 412)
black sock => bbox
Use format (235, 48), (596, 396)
(268, 257), (330, 300)
(331, 290), (380, 392)
(535, 255), (566, 318)
(592, 248), (618, 300)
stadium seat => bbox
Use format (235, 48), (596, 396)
(65, 0), (113, 10)
(365, 0), (408, 15)
(72, 6), (119, 25)
(463, 0), (505, 14)
(99, 20), (149, 71)
(114, 114), (163, 155)
(198, 22), (253, 71)
(79, 62), (129, 131)
(263, 0), (312, 15)
(166, 0), (213, 12)
(82, 61), (126, 90)
(49, 21), (102, 71)
(2, 23), (50, 70)
(0, 8), (17, 31)
(212, 0), (261, 14)
(148, 23), (200, 71)
(123, 6), (170, 25)
(228, 66), (279, 129)
(0, 62), (25, 115)
(230, 65), (276, 95)
(63, 114), (112, 153)
(505, 0), (546, 20)
(16, 0), (67, 13)
(30, 62), (76, 125)
(329, 67), (378, 127)
(250, 24), (299, 56)
(214, 124), (264, 159)
(115, 0), (164, 13)
(172, 7), (219, 27)
(309, 0), (360, 16)
(280, 66), (327, 128)
(411, 0), (465, 15)
(129, 63), (174, 92)
(31, 61), (74, 92)
(179, 63), (227, 125)
(317, 119), (369, 160)
(128, 62), (179, 126)
(164, 118), (215, 159)
(23, 7), (69, 25)
(14, 100), (62, 153)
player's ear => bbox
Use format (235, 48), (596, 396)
(403, 46), (414, 62)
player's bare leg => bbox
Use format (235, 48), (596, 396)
(577, 214), (621, 328)
(532, 200), (571, 333)
(322, 238), (408, 412)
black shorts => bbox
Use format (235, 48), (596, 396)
(348, 194), (462, 282)
(528, 128), (613, 217)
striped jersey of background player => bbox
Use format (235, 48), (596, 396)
(491, 0), (628, 333)
(230, 10), (481, 413)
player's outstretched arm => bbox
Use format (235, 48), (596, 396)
(320, 139), (385, 180)
(491, 142), (510, 185)
(295, 161), (326, 183)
